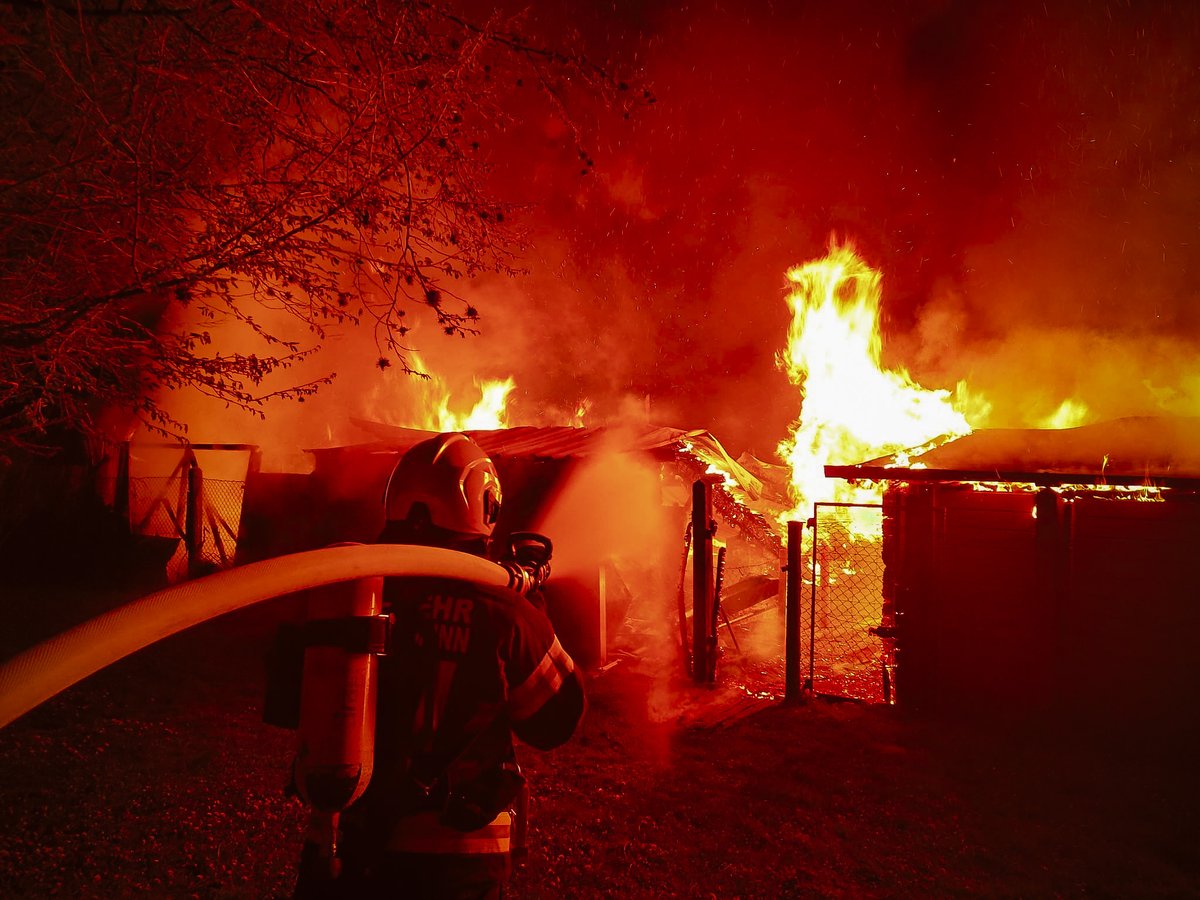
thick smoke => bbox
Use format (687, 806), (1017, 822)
(457, 0), (1200, 450)
(889, 0), (1200, 428)
(157, 0), (1200, 463)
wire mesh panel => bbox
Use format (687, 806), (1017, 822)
(124, 460), (248, 581)
(117, 444), (255, 585)
(129, 475), (188, 539)
(808, 502), (888, 703)
(197, 478), (246, 569)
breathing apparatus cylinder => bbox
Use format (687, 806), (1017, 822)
(291, 543), (387, 881)
(293, 573), (384, 813)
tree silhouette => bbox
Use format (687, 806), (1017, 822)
(0, 0), (635, 457)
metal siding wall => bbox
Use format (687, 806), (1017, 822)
(1063, 497), (1200, 728)
(932, 489), (1043, 712)
(894, 485), (1200, 727)
(890, 484), (941, 712)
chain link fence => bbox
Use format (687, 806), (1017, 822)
(806, 502), (890, 703)
(129, 475), (187, 539)
(121, 467), (246, 582)
(194, 478), (245, 570)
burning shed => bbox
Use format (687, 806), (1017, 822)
(240, 423), (783, 670)
(826, 417), (1200, 732)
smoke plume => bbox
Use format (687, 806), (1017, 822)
(155, 0), (1200, 462)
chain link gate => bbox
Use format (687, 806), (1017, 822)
(118, 443), (258, 581)
(806, 502), (891, 703)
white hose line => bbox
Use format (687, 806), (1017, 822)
(0, 544), (510, 729)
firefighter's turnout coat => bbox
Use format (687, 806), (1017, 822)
(340, 576), (584, 880)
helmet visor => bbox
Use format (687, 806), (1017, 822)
(482, 488), (501, 527)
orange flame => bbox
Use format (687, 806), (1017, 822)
(377, 351), (515, 432)
(436, 377), (515, 431)
(776, 242), (971, 524)
(572, 399), (593, 427)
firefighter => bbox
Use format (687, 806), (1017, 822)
(295, 432), (585, 899)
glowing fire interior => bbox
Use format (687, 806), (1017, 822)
(397, 242), (981, 532)
(391, 243), (1159, 535)
(775, 243), (972, 525)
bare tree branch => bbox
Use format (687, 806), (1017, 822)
(0, 0), (645, 458)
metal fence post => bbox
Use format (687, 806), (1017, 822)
(809, 512), (819, 692)
(785, 520), (803, 703)
(114, 441), (130, 528)
(185, 457), (204, 579)
(692, 480), (715, 685)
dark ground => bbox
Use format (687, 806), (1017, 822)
(1, 574), (1199, 898)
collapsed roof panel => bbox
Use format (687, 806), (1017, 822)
(310, 421), (781, 553)
(343, 420), (764, 499)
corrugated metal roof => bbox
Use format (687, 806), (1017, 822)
(341, 420), (690, 458)
(825, 416), (1200, 487)
(309, 420), (782, 551)
(329, 420), (765, 499)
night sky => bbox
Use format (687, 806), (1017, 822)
(166, 0), (1200, 463)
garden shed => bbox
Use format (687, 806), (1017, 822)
(826, 417), (1200, 732)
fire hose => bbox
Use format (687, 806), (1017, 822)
(0, 544), (523, 729)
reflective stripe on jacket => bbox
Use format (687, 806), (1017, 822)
(387, 810), (512, 855)
(509, 635), (576, 722)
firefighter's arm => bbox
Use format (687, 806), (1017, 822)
(512, 659), (585, 750)
(505, 608), (586, 750)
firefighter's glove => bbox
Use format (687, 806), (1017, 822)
(500, 560), (550, 596)
(521, 560), (551, 591)
(439, 765), (527, 833)
(506, 532), (553, 590)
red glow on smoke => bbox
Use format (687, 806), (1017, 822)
(152, 1), (1200, 466)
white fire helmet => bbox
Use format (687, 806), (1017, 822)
(383, 433), (502, 538)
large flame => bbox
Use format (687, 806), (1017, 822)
(436, 376), (515, 431)
(368, 351), (515, 433)
(777, 242), (971, 523)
